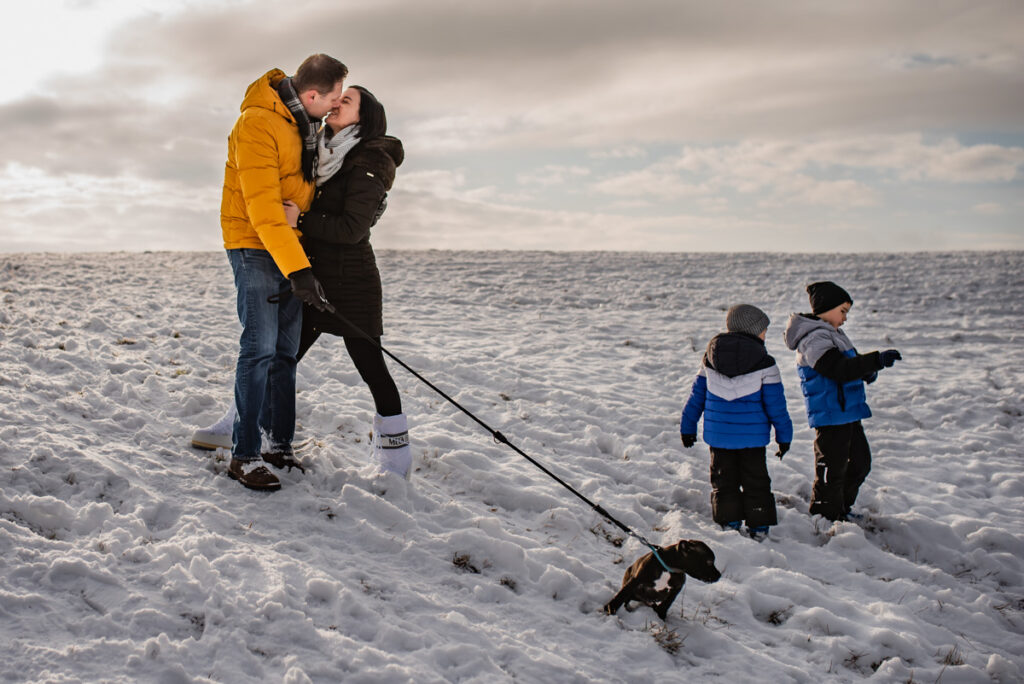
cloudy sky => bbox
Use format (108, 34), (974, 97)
(2, 0), (1022, 253)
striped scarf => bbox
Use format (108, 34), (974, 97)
(277, 77), (319, 184)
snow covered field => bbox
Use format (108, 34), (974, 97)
(1, 249), (1022, 683)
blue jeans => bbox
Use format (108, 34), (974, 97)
(227, 249), (302, 461)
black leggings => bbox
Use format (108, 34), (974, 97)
(297, 326), (402, 417)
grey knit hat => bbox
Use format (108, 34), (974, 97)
(726, 304), (770, 336)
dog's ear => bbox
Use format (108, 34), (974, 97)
(684, 539), (712, 554)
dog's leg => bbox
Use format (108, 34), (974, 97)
(603, 577), (642, 615)
(653, 576), (686, 621)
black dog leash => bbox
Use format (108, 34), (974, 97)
(274, 286), (680, 573)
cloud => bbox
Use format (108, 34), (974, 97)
(22, 0), (1024, 151)
(972, 203), (1004, 216)
(587, 135), (1021, 214)
(379, 190), (788, 252)
(589, 146), (647, 160)
(517, 165), (590, 186)
(1, 0), (1022, 253)
(0, 163), (221, 251)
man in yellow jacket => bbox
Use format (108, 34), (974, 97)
(221, 54), (347, 491)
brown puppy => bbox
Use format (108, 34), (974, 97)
(603, 539), (721, 620)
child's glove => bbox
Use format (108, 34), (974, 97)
(775, 442), (790, 460)
(681, 434), (696, 448)
(879, 349), (902, 368)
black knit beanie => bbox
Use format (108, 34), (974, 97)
(807, 281), (853, 315)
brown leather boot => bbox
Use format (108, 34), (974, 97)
(228, 458), (281, 491)
(262, 449), (306, 473)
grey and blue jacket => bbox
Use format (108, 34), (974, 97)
(680, 332), (793, 449)
(783, 313), (883, 428)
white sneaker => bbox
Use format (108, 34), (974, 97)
(191, 404), (236, 450)
(372, 413), (411, 479)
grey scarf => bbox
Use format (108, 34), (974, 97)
(316, 124), (361, 186)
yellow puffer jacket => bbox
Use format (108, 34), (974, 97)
(221, 68), (314, 277)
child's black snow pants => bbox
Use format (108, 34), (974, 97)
(709, 446), (778, 528)
(809, 420), (871, 521)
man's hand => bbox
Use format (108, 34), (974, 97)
(681, 434), (696, 448)
(288, 267), (328, 311)
(775, 442), (790, 460)
(283, 200), (300, 228)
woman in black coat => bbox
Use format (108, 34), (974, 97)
(284, 85), (410, 478)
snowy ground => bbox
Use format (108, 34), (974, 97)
(1, 250), (1022, 683)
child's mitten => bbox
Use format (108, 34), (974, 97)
(879, 349), (902, 367)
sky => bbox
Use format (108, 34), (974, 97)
(1, 0), (1022, 253)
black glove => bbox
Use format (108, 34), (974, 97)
(775, 442), (790, 460)
(681, 434), (696, 448)
(864, 371), (878, 384)
(371, 193), (388, 226)
(288, 267), (328, 312)
(879, 349), (902, 368)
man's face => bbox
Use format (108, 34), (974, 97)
(304, 80), (345, 119)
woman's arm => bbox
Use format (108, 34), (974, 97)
(298, 170), (387, 245)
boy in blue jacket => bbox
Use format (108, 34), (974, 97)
(783, 282), (901, 522)
(681, 304), (793, 540)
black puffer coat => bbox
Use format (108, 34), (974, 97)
(297, 136), (404, 338)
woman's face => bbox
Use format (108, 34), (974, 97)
(325, 88), (361, 133)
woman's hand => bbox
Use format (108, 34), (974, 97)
(282, 200), (300, 228)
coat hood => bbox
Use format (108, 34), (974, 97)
(343, 136), (404, 190)
(704, 332), (773, 378)
(783, 313), (833, 351)
(239, 68), (294, 123)
(368, 136), (404, 168)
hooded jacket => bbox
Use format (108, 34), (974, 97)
(221, 69), (315, 278)
(680, 332), (793, 449)
(783, 313), (882, 428)
(299, 136), (404, 338)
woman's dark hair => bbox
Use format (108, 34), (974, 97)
(351, 85), (387, 140)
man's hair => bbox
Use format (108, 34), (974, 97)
(351, 85), (387, 140)
(293, 54), (349, 95)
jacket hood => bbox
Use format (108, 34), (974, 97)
(783, 312), (832, 350)
(342, 136), (404, 190)
(362, 136), (404, 168)
(704, 332), (773, 378)
(239, 69), (294, 122)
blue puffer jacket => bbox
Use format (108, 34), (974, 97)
(783, 313), (872, 428)
(680, 332), (793, 449)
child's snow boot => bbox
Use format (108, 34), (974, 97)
(722, 521), (742, 532)
(372, 413), (412, 479)
(191, 404), (236, 450)
(748, 525), (770, 542)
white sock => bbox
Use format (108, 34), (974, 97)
(373, 413), (411, 479)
